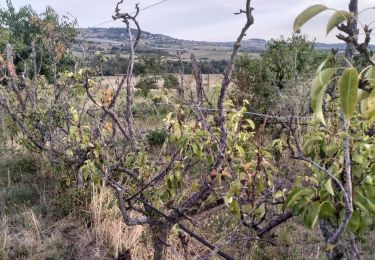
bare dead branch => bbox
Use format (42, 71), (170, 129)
(191, 53), (204, 106)
(255, 211), (293, 237)
(112, 0), (142, 146)
(177, 50), (185, 98)
(214, 0), (254, 172)
(107, 179), (150, 226)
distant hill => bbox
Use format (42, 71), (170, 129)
(78, 28), (268, 52)
(79, 28), (179, 44)
(77, 28), (373, 60)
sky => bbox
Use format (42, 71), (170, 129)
(4, 0), (375, 43)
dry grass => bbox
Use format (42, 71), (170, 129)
(0, 209), (60, 260)
(87, 185), (151, 259)
(0, 216), (9, 259)
(0, 155), (153, 259)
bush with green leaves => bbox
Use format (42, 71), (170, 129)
(162, 74), (179, 89)
(262, 34), (317, 90)
(232, 34), (319, 114)
(135, 77), (158, 97)
(146, 129), (168, 146)
(232, 54), (276, 113)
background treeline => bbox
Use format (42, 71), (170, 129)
(89, 54), (231, 76)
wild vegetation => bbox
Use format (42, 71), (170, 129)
(0, 0), (374, 259)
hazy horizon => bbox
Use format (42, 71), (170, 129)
(5, 0), (375, 43)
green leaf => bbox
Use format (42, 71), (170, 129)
(303, 136), (324, 154)
(246, 119), (255, 129)
(327, 11), (352, 35)
(69, 126), (78, 136)
(175, 171), (182, 182)
(292, 198), (308, 215)
(230, 180), (242, 196)
(319, 201), (336, 219)
(294, 4), (328, 33)
(286, 188), (314, 208)
(161, 190), (170, 202)
(274, 190), (284, 200)
(236, 144), (245, 157)
(324, 178), (335, 196)
(224, 194), (233, 206)
(357, 215), (373, 233)
(339, 67), (359, 123)
(255, 203), (266, 217)
(316, 55), (334, 74)
(191, 143), (199, 155)
(364, 89), (375, 121)
(354, 200), (370, 215)
(304, 202), (321, 229)
(348, 210), (360, 232)
(352, 154), (364, 164)
(355, 190), (375, 215)
(69, 107), (79, 124)
(256, 180), (265, 193)
(364, 184), (375, 200)
(365, 66), (375, 87)
(229, 200), (241, 219)
(361, 92), (375, 121)
(166, 175), (173, 190)
(311, 68), (336, 124)
(368, 88), (375, 111)
(323, 144), (339, 156)
(357, 89), (370, 102)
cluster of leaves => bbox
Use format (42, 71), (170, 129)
(161, 105), (281, 221)
(288, 120), (375, 232)
(284, 2), (375, 242)
(311, 59), (375, 125)
(292, 56), (375, 227)
(89, 53), (230, 76)
(135, 77), (158, 97)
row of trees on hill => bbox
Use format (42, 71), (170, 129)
(89, 53), (231, 76)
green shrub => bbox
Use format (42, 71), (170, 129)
(163, 74), (179, 89)
(147, 129), (167, 146)
(135, 77), (158, 97)
(231, 54), (276, 113)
